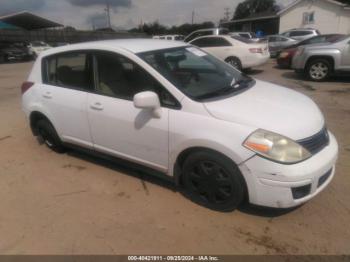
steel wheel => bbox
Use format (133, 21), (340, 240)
(38, 126), (54, 148)
(36, 119), (66, 153)
(188, 160), (234, 204)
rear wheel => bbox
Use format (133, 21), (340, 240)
(36, 119), (65, 153)
(306, 59), (331, 81)
(182, 151), (246, 212)
(225, 57), (242, 71)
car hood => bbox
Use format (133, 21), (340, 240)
(203, 80), (324, 140)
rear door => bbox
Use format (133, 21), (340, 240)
(41, 51), (94, 148)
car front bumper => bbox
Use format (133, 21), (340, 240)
(239, 131), (338, 208)
(292, 54), (307, 70)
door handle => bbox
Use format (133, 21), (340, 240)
(42, 92), (52, 99)
(90, 102), (104, 111)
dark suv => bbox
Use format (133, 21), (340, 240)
(0, 42), (33, 63)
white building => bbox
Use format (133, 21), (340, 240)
(222, 0), (350, 35)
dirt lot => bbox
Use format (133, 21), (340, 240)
(0, 60), (350, 255)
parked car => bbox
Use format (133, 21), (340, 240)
(28, 41), (52, 58)
(0, 42), (33, 63)
(184, 28), (229, 43)
(22, 39), (338, 212)
(292, 35), (350, 81)
(230, 32), (265, 43)
(266, 35), (298, 58)
(277, 34), (345, 68)
(153, 35), (185, 41)
(189, 35), (269, 70)
(281, 28), (320, 41)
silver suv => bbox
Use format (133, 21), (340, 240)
(292, 35), (350, 81)
(282, 28), (320, 41)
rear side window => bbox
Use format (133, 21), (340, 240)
(191, 37), (231, 48)
(43, 52), (93, 90)
(289, 31), (312, 37)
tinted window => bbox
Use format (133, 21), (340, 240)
(191, 37), (231, 47)
(43, 52), (93, 90)
(289, 31), (312, 37)
(94, 51), (179, 108)
(185, 30), (213, 42)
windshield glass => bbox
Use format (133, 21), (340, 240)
(138, 47), (254, 101)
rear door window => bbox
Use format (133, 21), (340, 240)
(43, 52), (93, 91)
(290, 31), (311, 37)
(191, 37), (231, 48)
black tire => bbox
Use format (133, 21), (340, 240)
(36, 119), (65, 153)
(306, 59), (331, 82)
(0, 54), (5, 64)
(182, 151), (246, 212)
(225, 57), (242, 71)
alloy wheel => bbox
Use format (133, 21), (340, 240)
(309, 62), (329, 80)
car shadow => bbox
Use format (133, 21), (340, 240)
(244, 69), (264, 75)
(66, 148), (177, 192)
(282, 71), (350, 83)
(64, 147), (302, 218)
(238, 202), (301, 218)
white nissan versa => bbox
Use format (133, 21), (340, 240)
(22, 39), (338, 212)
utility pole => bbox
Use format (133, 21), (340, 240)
(224, 7), (231, 22)
(191, 10), (195, 25)
(105, 0), (111, 28)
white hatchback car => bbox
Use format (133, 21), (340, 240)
(22, 39), (338, 212)
(189, 35), (269, 70)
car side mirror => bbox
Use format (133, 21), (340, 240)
(133, 91), (162, 118)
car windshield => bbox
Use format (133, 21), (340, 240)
(138, 47), (254, 101)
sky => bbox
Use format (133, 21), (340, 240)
(0, 0), (295, 30)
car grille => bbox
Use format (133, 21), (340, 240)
(298, 127), (329, 155)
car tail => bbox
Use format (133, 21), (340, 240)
(21, 81), (34, 95)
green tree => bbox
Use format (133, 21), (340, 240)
(233, 0), (277, 19)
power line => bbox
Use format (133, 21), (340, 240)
(105, 0), (111, 28)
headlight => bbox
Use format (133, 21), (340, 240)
(243, 129), (311, 164)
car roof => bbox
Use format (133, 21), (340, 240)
(41, 39), (188, 55)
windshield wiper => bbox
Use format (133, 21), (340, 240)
(196, 76), (254, 100)
(196, 86), (236, 100)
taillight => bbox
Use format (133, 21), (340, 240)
(249, 48), (263, 54)
(21, 81), (34, 94)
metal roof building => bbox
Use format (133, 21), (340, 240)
(0, 11), (62, 30)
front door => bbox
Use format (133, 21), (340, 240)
(87, 51), (174, 171)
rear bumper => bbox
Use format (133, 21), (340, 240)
(242, 54), (270, 69)
(239, 131), (338, 208)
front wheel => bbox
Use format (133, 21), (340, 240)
(306, 59), (331, 81)
(225, 57), (242, 71)
(182, 151), (246, 212)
